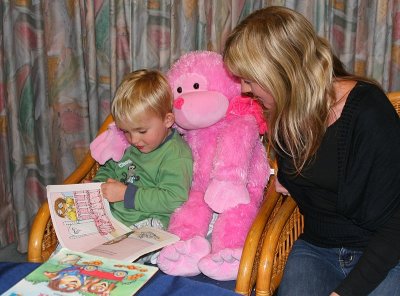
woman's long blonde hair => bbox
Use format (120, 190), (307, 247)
(224, 6), (339, 174)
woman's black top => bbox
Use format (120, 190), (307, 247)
(277, 82), (400, 295)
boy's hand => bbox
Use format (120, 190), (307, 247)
(101, 178), (127, 202)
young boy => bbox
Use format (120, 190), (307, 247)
(92, 69), (193, 230)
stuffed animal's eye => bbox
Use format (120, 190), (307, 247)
(193, 83), (199, 89)
(177, 87), (182, 93)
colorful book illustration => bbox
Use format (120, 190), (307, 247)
(47, 182), (179, 262)
(3, 248), (158, 296)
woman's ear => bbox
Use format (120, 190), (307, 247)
(164, 112), (175, 128)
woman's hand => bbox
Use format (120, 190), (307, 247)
(275, 178), (289, 195)
(100, 178), (127, 202)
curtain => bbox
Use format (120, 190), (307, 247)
(0, 0), (399, 254)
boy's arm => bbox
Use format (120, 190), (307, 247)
(130, 156), (193, 214)
(92, 160), (118, 182)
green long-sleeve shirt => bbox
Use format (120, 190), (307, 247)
(93, 130), (193, 228)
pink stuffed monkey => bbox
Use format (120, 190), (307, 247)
(157, 51), (270, 281)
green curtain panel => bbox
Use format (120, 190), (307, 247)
(1, 0), (399, 253)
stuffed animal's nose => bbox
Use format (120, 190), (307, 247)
(174, 97), (185, 109)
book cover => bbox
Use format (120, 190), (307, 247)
(46, 183), (179, 262)
(2, 248), (158, 296)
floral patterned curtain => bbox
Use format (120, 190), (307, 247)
(0, 0), (399, 254)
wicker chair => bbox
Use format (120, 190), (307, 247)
(27, 92), (400, 295)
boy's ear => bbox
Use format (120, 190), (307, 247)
(164, 112), (175, 128)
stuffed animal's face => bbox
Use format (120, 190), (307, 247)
(168, 51), (240, 130)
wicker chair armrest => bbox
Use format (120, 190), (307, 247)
(255, 196), (299, 296)
(236, 176), (282, 295)
(27, 201), (52, 262)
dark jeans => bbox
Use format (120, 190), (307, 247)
(277, 239), (400, 296)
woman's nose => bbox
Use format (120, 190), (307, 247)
(240, 80), (251, 94)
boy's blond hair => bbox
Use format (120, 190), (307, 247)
(111, 69), (173, 124)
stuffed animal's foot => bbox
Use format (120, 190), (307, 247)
(204, 180), (249, 213)
(157, 236), (211, 276)
(198, 248), (242, 281)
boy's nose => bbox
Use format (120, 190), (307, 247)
(128, 133), (139, 144)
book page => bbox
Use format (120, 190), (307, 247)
(86, 226), (180, 262)
(3, 248), (158, 296)
(47, 183), (131, 253)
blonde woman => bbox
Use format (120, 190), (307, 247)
(224, 6), (400, 296)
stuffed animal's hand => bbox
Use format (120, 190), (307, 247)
(204, 180), (250, 213)
(90, 123), (130, 165)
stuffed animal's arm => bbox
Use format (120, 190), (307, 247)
(90, 123), (130, 165)
(204, 115), (261, 212)
(212, 115), (260, 182)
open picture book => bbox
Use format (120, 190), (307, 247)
(3, 248), (158, 296)
(46, 182), (179, 262)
